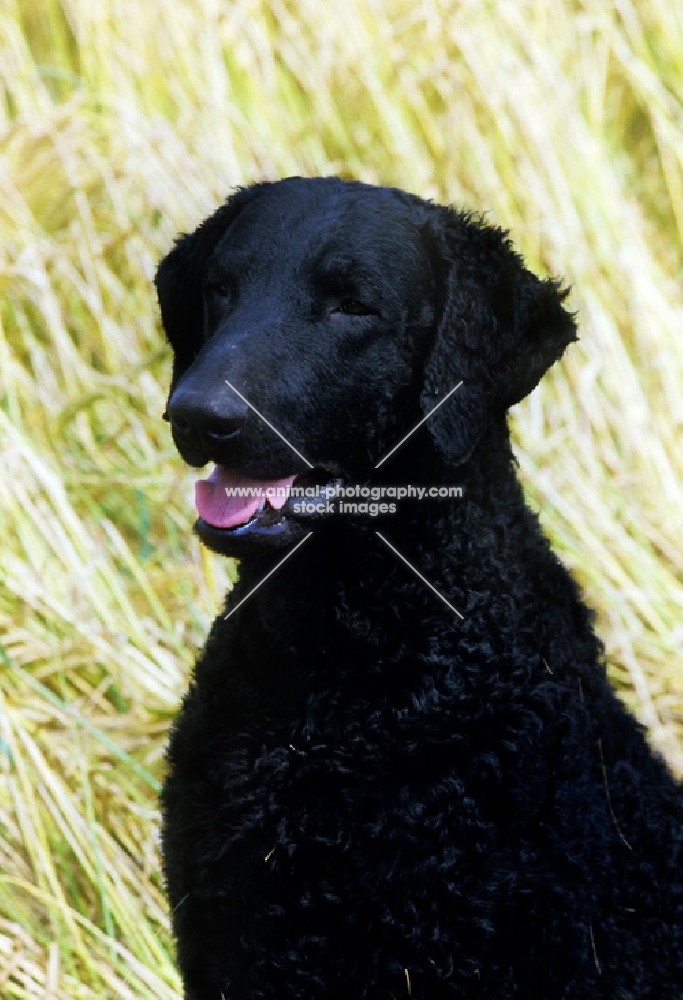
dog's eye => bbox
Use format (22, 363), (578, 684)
(206, 280), (231, 299)
(332, 299), (378, 318)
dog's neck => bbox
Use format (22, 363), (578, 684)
(230, 421), (553, 649)
(200, 416), (601, 709)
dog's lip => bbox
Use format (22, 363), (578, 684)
(196, 512), (290, 539)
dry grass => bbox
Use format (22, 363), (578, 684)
(0, 0), (682, 995)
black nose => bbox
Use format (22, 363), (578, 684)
(167, 384), (248, 453)
(170, 411), (243, 443)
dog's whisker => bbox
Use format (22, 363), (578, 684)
(224, 379), (313, 468)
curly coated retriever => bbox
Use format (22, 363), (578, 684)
(155, 176), (683, 999)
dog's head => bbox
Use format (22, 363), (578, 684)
(156, 177), (576, 554)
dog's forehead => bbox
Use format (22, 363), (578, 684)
(213, 182), (425, 272)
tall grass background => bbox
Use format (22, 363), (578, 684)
(0, 0), (681, 995)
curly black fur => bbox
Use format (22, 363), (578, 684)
(155, 177), (683, 999)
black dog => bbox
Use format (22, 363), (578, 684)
(156, 177), (683, 999)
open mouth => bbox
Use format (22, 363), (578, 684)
(195, 465), (336, 538)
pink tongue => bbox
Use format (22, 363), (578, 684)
(195, 466), (296, 529)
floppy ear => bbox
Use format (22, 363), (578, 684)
(420, 208), (577, 465)
(155, 185), (260, 398)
